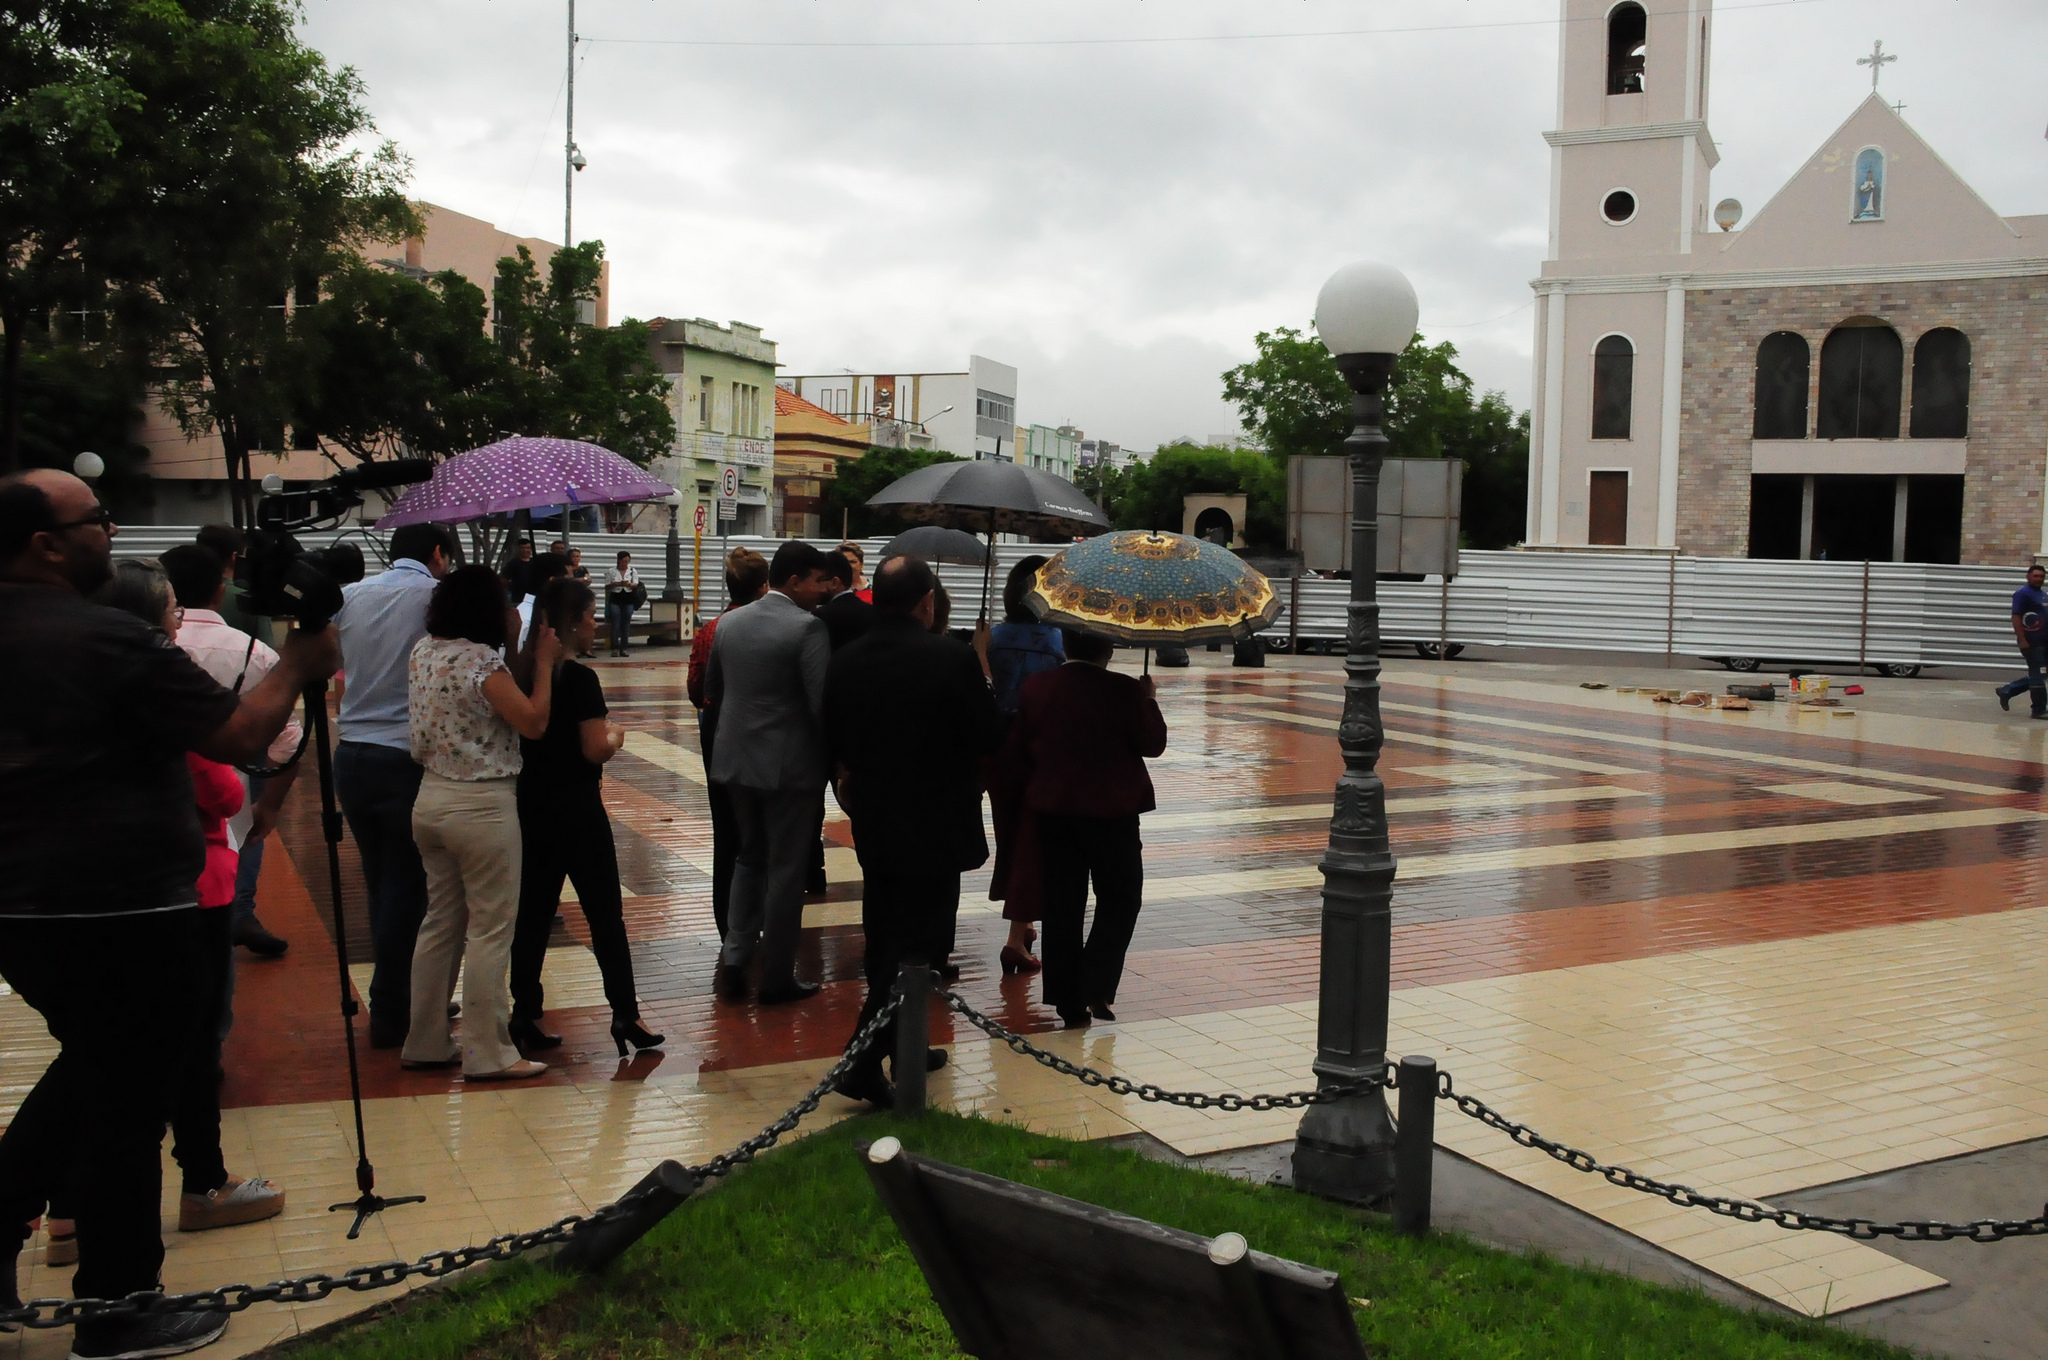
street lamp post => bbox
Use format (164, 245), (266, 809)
(1291, 261), (1419, 1204)
(663, 489), (685, 604)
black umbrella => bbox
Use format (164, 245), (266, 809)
(867, 460), (1110, 620)
(879, 525), (989, 566)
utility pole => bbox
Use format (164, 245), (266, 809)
(564, 0), (580, 248)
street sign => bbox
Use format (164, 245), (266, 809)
(716, 499), (737, 521)
(719, 464), (740, 501)
(692, 502), (708, 535)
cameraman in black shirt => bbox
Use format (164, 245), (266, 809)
(0, 470), (338, 1359)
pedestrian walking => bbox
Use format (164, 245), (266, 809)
(688, 548), (769, 940)
(1002, 629), (1168, 1027)
(507, 579), (663, 1058)
(333, 523), (459, 1050)
(401, 566), (558, 1081)
(1995, 563), (2048, 718)
(985, 555), (1063, 975)
(703, 540), (833, 1004)
(825, 556), (1002, 1106)
(605, 551), (642, 655)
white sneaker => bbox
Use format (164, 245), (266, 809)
(178, 1176), (285, 1232)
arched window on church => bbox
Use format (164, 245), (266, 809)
(1816, 319), (1902, 439)
(1607, 4), (1647, 94)
(1851, 148), (1885, 221)
(1909, 328), (1970, 439)
(1752, 332), (1809, 439)
(1591, 335), (1635, 439)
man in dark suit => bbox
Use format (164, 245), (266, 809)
(1004, 629), (1167, 1027)
(825, 555), (1000, 1106)
(816, 548), (875, 652)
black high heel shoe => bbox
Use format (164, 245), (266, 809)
(509, 1018), (562, 1051)
(612, 1018), (665, 1056)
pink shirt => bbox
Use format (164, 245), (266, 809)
(177, 608), (302, 766)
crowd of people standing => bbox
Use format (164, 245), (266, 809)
(0, 480), (1163, 1356)
(687, 540), (1169, 1107)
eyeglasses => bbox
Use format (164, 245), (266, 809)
(52, 508), (115, 532)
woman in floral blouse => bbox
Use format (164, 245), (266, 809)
(403, 566), (559, 1080)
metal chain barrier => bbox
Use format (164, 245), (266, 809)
(1433, 1072), (2048, 1243)
(940, 991), (1393, 1110)
(0, 996), (903, 1331)
(942, 989), (2048, 1245)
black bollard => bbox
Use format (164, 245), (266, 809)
(894, 959), (932, 1116)
(556, 1159), (700, 1274)
(1393, 1055), (1437, 1236)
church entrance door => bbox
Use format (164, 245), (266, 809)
(1588, 471), (1629, 546)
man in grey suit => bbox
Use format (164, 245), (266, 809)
(705, 540), (833, 1003)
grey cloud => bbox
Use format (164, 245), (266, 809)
(304, 0), (2047, 449)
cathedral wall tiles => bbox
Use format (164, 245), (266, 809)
(1679, 276), (2048, 565)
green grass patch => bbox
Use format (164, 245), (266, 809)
(281, 1110), (1911, 1359)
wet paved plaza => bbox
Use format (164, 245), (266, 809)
(7, 648), (2048, 1353)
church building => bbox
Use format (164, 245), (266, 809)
(1525, 1), (2048, 565)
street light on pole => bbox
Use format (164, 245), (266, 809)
(1291, 260), (1418, 1204)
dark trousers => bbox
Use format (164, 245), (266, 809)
(1037, 814), (1144, 1015)
(334, 741), (429, 1030)
(170, 908), (232, 1197)
(700, 722), (736, 939)
(608, 599), (634, 652)
(845, 867), (959, 1081)
(511, 784), (639, 1022)
(0, 911), (203, 1298)
(1997, 641), (2048, 716)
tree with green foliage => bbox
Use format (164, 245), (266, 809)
(487, 243), (674, 465)
(0, 1), (142, 471)
(1099, 443), (1287, 548)
(92, 0), (418, 523)
(287, 262), (506, 465)
(823, 444), (965, 540)
(1221, 325), (1530, 549)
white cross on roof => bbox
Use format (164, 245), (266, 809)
(1858, 39), (1896, 92)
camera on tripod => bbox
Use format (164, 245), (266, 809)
(238, 460), (433, 630)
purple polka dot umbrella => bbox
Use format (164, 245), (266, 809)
(373, 436), (676, 528)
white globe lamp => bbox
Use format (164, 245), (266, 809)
(1313, 261), (1419, 358)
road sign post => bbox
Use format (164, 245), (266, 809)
(691, 501), (707, 626)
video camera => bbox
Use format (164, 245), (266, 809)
(238, 459), (433, 630)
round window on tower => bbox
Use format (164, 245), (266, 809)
(1601, 189), (1638, 225)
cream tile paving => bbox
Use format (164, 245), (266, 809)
(890, 907), (2048, 1313)
(1758, 780), (1939, 807)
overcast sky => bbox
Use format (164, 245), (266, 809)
(300, 0), (2048, 450)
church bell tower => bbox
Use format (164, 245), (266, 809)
(1528, 1), (1717, 550)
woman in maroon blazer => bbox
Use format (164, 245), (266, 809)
(1002, 629), (1168, 1026)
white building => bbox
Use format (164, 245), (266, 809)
(1527, 0), (2048, 564)
(781, 355), (1019, 460)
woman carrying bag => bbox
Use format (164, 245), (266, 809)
(508, 578), (663, 1058)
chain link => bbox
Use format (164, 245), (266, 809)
(1433, 1072), (2048, 1243)
(940, 991), (1392, 1110)
(0, 996), (904, 1331)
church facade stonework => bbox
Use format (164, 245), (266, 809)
(1679, 278), (2048, 564)
(1528, 0), (2048, 566)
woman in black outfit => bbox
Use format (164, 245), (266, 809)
(508, 578), (664, 1057)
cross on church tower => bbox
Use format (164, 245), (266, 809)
(1858, 39), (1896, 92)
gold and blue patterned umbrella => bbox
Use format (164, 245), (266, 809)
(1025, 530), (1280, 644)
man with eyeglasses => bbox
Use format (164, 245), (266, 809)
(0, 469), (339, 1359)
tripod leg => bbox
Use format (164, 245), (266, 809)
(303, 677), (423, 1229)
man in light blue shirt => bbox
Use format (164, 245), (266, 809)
(333, 523), (457, 1047)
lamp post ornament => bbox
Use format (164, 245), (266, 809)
(1292, 261), (1418, 1203)
(1858, 39), (1896, 93)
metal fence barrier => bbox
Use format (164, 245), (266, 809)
(116, 529), (2028, 670)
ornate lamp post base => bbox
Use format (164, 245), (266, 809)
(1294, 1097), (1397, 1204)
